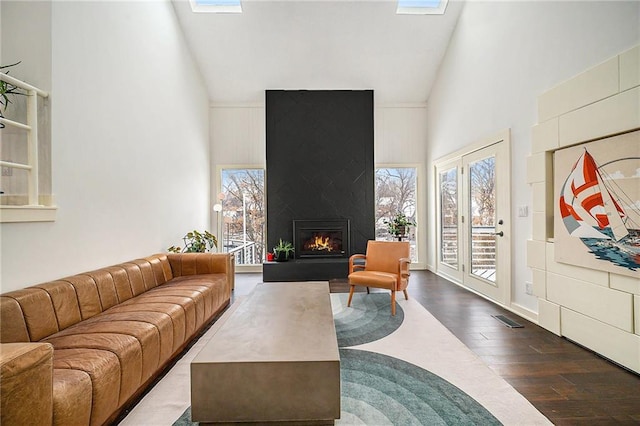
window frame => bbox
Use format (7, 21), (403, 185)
(374, 163), (425, 269)
(216, 164), (266, 272)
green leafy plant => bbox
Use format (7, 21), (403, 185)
(0, 62), (25, 128)
(273, 238), (294, 260)
(385, 212), (416, 239)
(168, 230), (218, 253)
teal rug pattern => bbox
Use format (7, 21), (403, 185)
(340, 348), (500, 425)
(336, 293), (500, 425)
(173, 293), (502, 425)
(333, 293), (404, 347)
(174, 408), (193, 426)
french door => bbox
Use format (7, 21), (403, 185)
(436, 140), (511, 306)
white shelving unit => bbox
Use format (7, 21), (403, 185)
(0, 72), (56, 222)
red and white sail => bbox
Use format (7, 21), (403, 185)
(559, 149), (629, 241)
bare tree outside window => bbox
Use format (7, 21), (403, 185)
(469, 157), (496, 226)
(375, 167), (417, 262)
(221, 169), (265, 265)
(469, 156), (496, 281)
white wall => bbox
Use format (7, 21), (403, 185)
(210, 105), (265, 241)
(210, 103), (428, 266)
(209, 103), (428, 166)
(376, 104), (428, 269)
(529, 47), (640, 373)
(0, 1), (210, 292)
(425, 1), (640, 311)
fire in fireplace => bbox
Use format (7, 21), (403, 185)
(293, 219), (350, 258)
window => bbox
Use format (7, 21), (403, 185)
(397, 0), (448, 15)
(219, 168), (265, 265)
(189, 0), (242, 13)
(375, 167), (418, 262)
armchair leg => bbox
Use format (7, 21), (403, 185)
(347, 285), (355, 307)
(366, 287), (370, 294)
(403, 289), (409, 300)
(391, 291), (396, 316)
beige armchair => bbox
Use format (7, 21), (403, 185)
(347, 240), (411, 315)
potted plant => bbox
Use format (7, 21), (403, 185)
(385, 212), (416, 241)
(168, 230), (218, 253)
(273, 239), (294, 262)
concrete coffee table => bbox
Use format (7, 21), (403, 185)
(191, 282), (340, 424)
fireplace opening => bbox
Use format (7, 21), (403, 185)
(293, 219), (350, 259)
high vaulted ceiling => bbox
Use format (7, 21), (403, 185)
(171, 0), (464, 104)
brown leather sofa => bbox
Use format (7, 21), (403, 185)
(0, 252), (234, 426)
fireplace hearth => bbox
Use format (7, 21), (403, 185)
(293, 219), (350, 259)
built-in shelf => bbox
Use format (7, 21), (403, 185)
(0, 72), (56, 223)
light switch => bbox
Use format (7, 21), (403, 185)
(518, 205), (529, 217)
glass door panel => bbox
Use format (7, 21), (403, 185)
(439, 167), (458, 268)
(468, 156), (497, 283)
(435, 137), (510, 306)
(435, 159), (463, 282)
(461, 140), (510, 305)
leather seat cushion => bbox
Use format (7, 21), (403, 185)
(122, 295), (197, 338)
(348, 271), (398, 289)
(106, 303), (186, 352)
(138, 289), (206, 325)
(82, 312), (174, 364)
(52, 368), (92, 426)
(45, 333), (143, 404)
(155, 281), (213, 318)
(51, 321), (160, 383)
(53, 348), (121, 426)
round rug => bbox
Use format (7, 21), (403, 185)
(333, 293), (404, 347)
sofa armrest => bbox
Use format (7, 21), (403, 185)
(1, 343), (53, 426)
(168, 252), (235, 291)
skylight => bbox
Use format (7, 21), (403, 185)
(397, 0), (448, 15)
(190, 0), (242, 14)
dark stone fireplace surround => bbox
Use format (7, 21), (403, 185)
(263, 90), (375, 282)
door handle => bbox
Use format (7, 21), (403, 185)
(494, 231), (504, 237)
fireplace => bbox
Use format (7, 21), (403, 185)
(293, 219), (350, 259)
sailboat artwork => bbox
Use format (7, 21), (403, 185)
(555, 132), (640, 277)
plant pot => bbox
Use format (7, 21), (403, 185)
(275, 251), (289, 262)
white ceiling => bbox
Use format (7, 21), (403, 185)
(171, 0), (464, 104)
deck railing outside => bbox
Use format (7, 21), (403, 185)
(442, 226), (496, 280)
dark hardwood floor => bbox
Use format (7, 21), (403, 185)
(239, 271), (640, 425)
(408, 270), (640, 425)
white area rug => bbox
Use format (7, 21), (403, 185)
(121, 290), (551, 425)
(332, 294), (551, 425)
